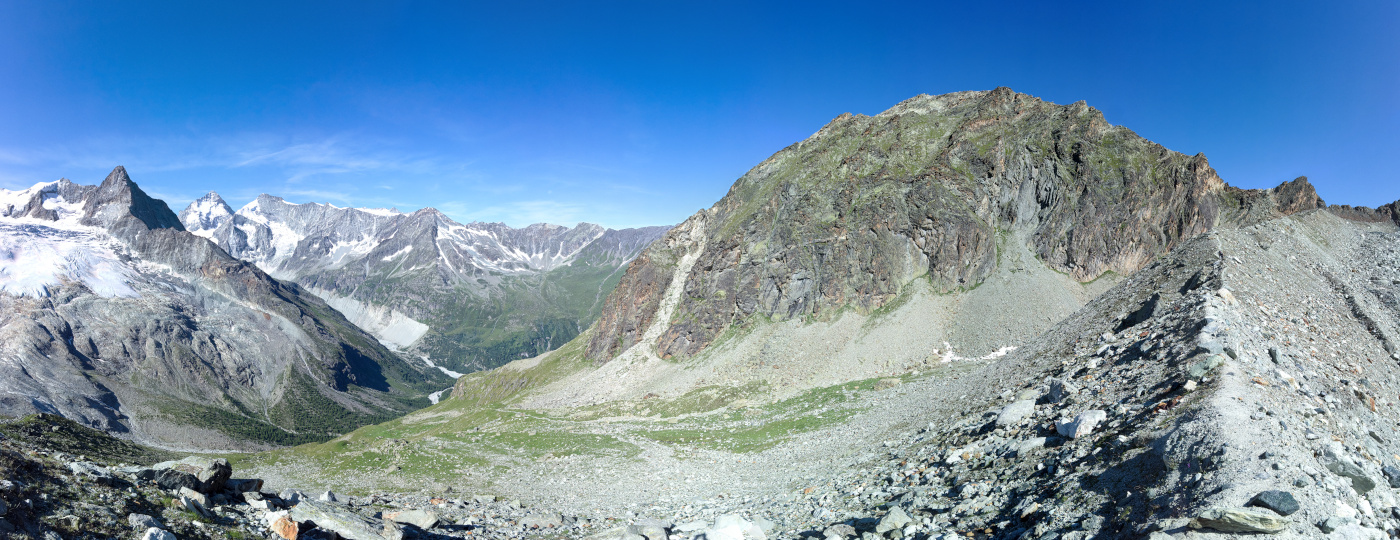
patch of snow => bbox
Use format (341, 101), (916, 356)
(936, 342), (1018, 363)
(420, 355), (465, 378)
(355, 207), (400, 217)
(381, 245), (412, 261)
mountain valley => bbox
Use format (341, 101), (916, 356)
(4, 89), (1400, 540)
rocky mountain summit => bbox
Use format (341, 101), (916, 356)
(180, 192), (667, 373)
(0, 167), (448, 450)
(588, 87), (1327, 367)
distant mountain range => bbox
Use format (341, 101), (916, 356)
(179, 192), (668, 373)
(0, 167), (450, 450)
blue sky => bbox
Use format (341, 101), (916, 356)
(0, 1), (1396, 229)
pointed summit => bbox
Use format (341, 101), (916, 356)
(179, 191), (235, 233)
(82, 166), (184, 232)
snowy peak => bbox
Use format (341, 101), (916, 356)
(178, 191), (235, 234)
(184, 194), (666, 278)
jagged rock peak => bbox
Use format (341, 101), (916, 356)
(82, 166), (185, 232)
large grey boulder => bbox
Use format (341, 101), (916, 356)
(875, 507), (912, 534)
(147, 457), (232, 493)
(291, 499), (405, 540)
(383, 508), (440, 530)
(127, 513), (162, 530)
(996, 400), (1035, 426)
(1321, 443), (1379, 494)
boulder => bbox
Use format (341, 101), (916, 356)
(996, 400), (1035, 426)
(225, 478), (264, 493)
(875, 507), (912, 534)
(151, 457), (232, 493)
(1383, 465), (1400, 488)
(1187, 354), (1227, 379)
(291, 500), (405, 540)
(824, 524), (856, 539)
(67, 461), (113, 484)
(1250, 490), (1300, 516)
(1055, 410), (1107, 439)
(280, 489), (306, 505)
(383, 508), (440, 530)
(702, 514), (766, 540)
(1321, 444), (1379, 494)
(127, 513), (162, 530)
(1190, 507), (1289, 533)
(319, 490), (339, 503)
(141, 528), (176, 540)
(269, 512), (299, 540)
(1048, 378), (1079, 403)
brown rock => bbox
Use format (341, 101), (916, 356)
(271, 515), (299, 540)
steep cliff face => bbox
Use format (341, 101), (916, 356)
(0, 167), (447, 450)
(182, 192), (668, 372)
(588, 88), (1324, 363)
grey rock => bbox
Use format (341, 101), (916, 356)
(319, 490), (339, 503)
(876, 507), (912, 534)
(1382, 465), (1400, 488)
(225, 478), (263, 493)
(633, 518), (670, 540)
(996, 400), (1036, 426)
(127, 513), (161, 530)
(1249, 490), (1300, 516)
(824, 524), (856, 539)
(177, 487), (209, 508)
(677, 521), (710, 533)
(520, 512), (564, 529)
(1186, 354), (1227, 379)
(291, 499), (405, 540)
(1190, 507), (1289, 533)
(1048, 379), (1080, 403)
(66, 461), (112, 483)
(280, 489), (305, 506)
(473, 494), (497, 504)
(383, 508), (440, 530)
(706, 514), (766, 540)
(1326, 460), (1379, 494)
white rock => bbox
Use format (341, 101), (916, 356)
(1055, 410), (1107, 439)
(1337, 500), (1359, 519)
(141, 528), (176, 540)
(1360, 499), (1375, 517)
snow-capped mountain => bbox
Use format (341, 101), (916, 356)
(181, 192), (668, 372)
(0, 168), (448, 450)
